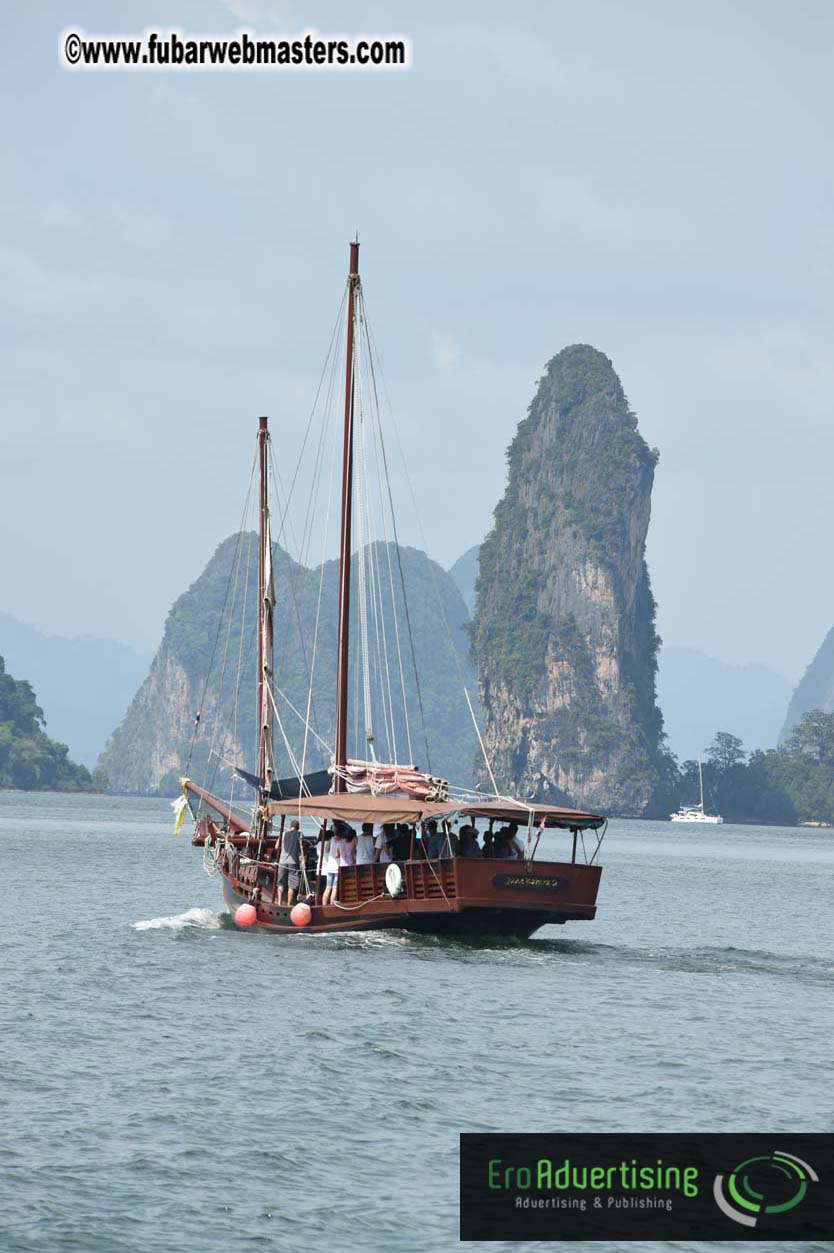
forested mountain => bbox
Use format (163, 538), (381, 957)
(0, 656), (94, 791)
(780, 623), (834, 743)
(471, 344), (671, 815)
(97, 537), (480, 795)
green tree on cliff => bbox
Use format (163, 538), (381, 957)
(705, 731), (746, 772)
(783, 710), (834, 765)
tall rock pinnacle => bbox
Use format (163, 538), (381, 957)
(471, 344), (666, 814)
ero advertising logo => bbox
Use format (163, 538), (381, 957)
(713, 1149), (819, 1228)
(460, 1133), (833, 1241)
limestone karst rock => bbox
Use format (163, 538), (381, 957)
(98, 538), (477, 795)
(779, 624), (834, 744)
(470, 345), (667, 814)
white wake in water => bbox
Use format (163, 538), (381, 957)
(132, 906), (224, 932)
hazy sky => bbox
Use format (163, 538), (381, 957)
(3, 0), (833, 681)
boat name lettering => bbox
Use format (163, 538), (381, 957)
(492, 873), (567, 892)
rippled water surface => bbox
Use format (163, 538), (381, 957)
(2, 793), (833, 1252)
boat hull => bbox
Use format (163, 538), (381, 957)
(219, 855), (602, 937)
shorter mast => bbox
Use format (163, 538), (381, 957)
(257, 416), (274, 801)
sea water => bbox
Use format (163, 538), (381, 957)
(1, 792), (832, 1252)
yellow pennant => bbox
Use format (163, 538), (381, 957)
(171, 779), (189, 836)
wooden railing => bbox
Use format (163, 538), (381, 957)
(231, 853), (598, 913)
(336, 859), (457, 906)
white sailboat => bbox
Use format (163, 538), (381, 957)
(670, 756), (723, 824)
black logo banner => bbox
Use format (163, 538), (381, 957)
(460, 1133), (834, 1241)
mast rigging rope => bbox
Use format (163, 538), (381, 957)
(186, 447), (257, 777)
(359, 287), (431, 772)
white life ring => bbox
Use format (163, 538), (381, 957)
(385, 863), (404, 897)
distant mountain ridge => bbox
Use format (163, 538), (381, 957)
(447, 545), (479, 615)
(658, 645), (790, 761)
(98, 536), (481, 795)
(780, 623), (834, 742)
(0, 613), (151, 768)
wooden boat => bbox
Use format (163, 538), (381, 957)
(184, 241), (607, 936)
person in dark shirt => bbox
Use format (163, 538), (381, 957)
(493, 823), (524, 859)
(379, 823), (398, 862)
(492, 826), (514, 858)
(505, 821), (525, 859)
(390, 824), (412, 861)
(425, 819), (444, 859)
(459, 825), (481, 858)
(276, 819), (302, 907)
(427, 820), (460, 858)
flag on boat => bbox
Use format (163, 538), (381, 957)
(171, 781), (189, 836)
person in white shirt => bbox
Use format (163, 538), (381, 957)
(324, 824), (356, 904)
(355, 822), (377, 865)
(318, 826), (348, 907)
(320, 829), (339, 905)
(374, 827), (392, 863)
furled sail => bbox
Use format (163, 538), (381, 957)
(235, 764), (332, 800)
(264, 514), (275, 607)
(236, 760), (448, 802)
(336, 759), (448, 801)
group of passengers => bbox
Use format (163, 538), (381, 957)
(272, 816), (526, 908)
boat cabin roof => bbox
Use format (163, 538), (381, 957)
(268, 794), (454, 825)
(269, 793), (605, 830)
(456, 800), (606, 830)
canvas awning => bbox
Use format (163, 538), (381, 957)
(269, 793), (605, 830)
(268, 794), (456, 825)
(454, 800), (605, 831)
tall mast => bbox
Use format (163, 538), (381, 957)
(257, 415), (274, 797)
(698, 754), (704, 811)
(334, 240), (360, 793)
